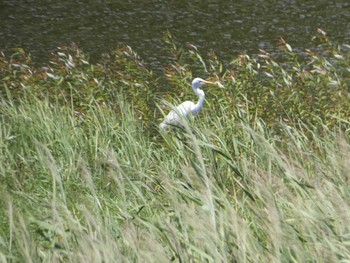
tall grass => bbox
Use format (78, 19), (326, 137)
(1, 31), (349, 262)
(0, 93), (349, 262)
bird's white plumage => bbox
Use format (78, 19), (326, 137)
(160, 78), (214, 129)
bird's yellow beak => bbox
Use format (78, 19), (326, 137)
(202, 80), (215, 85)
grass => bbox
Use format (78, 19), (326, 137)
(0, 31), (350, 262)
(0, 93), (349, 262)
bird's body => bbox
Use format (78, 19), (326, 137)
(160, 78), (214, 129)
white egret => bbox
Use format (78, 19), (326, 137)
(160, 78), (215, 129)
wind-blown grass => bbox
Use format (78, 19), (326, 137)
(1, 30), (350, 262)
(0, 93), (349, 262)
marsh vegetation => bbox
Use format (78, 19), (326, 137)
(0, 31), (349, 262)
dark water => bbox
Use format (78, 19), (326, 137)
(1, 0), (349, 69)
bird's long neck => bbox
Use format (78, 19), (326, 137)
(193, 88), (205, 116)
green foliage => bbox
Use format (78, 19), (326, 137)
(0, 31), (350, 262)
(1, 30), (349, 130)
(0, 44), (158, 126)
(162, 30), (350, 130)
(0, 94), (349, 262)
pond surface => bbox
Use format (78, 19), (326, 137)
(1, 0), (349, 69)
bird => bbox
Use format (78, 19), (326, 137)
(160, 78), (215, 129)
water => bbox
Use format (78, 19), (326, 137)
(1, 0), (349, 69)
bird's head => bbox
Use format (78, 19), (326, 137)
(192, 78), (215, 90)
